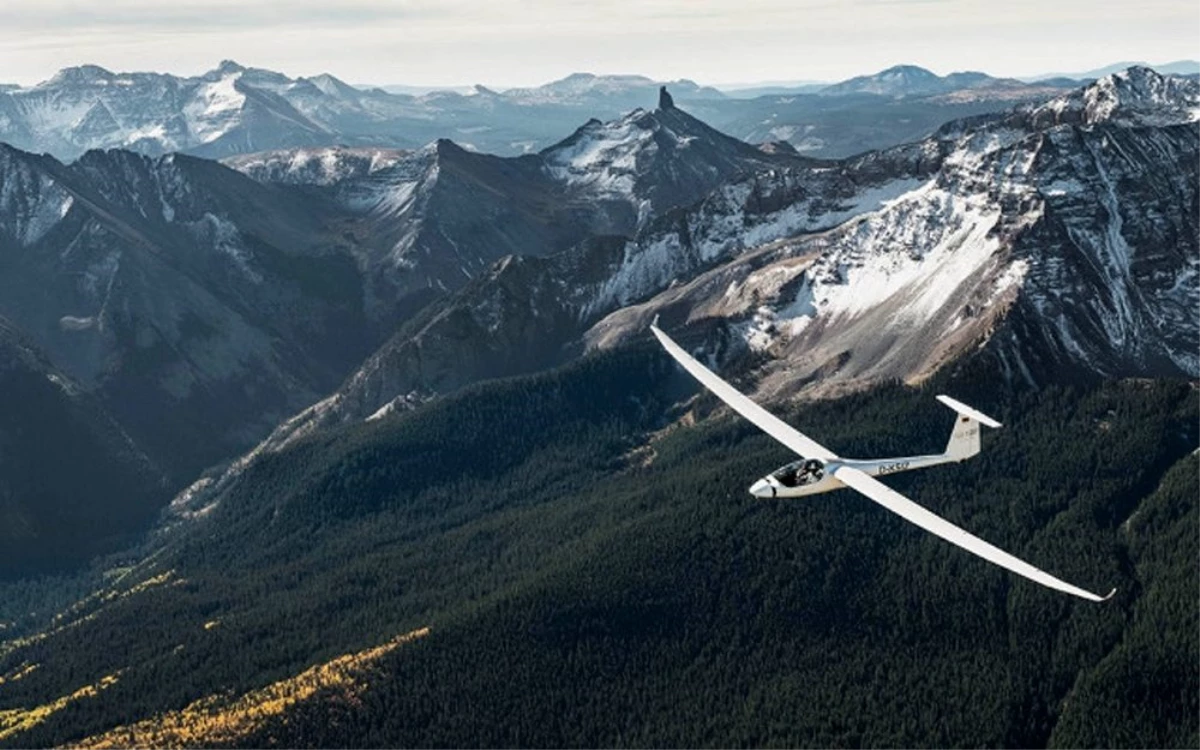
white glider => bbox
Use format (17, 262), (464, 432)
(651, 324), (1115, 602)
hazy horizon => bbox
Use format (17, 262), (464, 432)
(1, 0), (1197, 88)
(3, 56), (1198, 93)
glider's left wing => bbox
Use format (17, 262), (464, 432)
(651, 324), (838, 461)
(833, 465), (1116, 602)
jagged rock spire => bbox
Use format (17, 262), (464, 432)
(659, 86), (675, 110)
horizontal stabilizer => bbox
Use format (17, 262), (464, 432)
(936, 395), (1001, 428)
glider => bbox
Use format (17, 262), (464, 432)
(651, 323), (1115, 602)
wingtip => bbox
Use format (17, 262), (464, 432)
(1100, 587), (1118, 602)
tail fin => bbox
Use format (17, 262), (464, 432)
(937, 395), (1002, 461)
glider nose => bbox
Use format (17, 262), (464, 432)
(749, 478), (776, 498)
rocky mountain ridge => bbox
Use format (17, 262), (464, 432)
(165, 68), (1199, 522)
(227, 104), (803, 315)
(591, 68), (1199, 393)
(0, 143), (373, 480)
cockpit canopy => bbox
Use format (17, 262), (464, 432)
(771, 458), (826, 488)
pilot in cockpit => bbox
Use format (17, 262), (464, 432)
(797, 459), (823, 484)
(773, 459), (825, 487)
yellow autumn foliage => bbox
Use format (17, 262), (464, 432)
(67, 626), (430, 749)
(0, 662), (38, 686)
(0, 673), (121, 741)
(3, 570), (180, 661)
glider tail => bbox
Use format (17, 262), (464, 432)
(936, 395), (1002, 462)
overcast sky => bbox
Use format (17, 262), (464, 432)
(1, 0), (1196, 87)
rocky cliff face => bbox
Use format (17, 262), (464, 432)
(0, 145), (371, 478)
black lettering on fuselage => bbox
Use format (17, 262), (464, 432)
(878, 461), (910, 475)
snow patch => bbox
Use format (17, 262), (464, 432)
(543, 113), (655, 198)
(800, 184), (1002, 325)
(188, 213), (262, 283)
(580, 175), (926, 320)
(182, 73), (246, 144)
(59, 315), (96, 331)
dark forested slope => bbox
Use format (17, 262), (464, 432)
(0, 320), (164, 576)
(0, 343), (1194, 748)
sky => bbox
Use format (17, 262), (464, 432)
(1, 0), (1197, 88)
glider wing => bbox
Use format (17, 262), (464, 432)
(651, 324), (838, 461)
(833, 465), (1116, 602)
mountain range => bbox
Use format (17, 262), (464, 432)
(0, 62), (1095, 160)
(0, 85), (812, 565)
(0, 63), (1195, 569)
(0, 63), (1196, 747)
(191, 66), (1197, 468)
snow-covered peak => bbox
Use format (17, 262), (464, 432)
(44, 64), (117, 87)
(505, 73), (656, 101)
(304, 73), (360, 100)
(1090, 66), (1198, 117)
(818, 65), (1033, 101)
(49, 63), (116, 83)
(545, 110), (651, 160)
(1030, 66), (1200, 126)
(542, 106), (708, 170)
(539, 102), (799, 224)
(542, 110), (658, 196)
(210, 60), (247, 78)
(820, 65), (944, 97)
(878, 65), (939, 82)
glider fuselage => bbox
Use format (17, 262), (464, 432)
(749, 452), (961, 499)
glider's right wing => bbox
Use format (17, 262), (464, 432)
(833, 465), (1116, 602)
(651, 324), (838, 461)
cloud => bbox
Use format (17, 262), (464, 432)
(0, 1), (453, 32)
